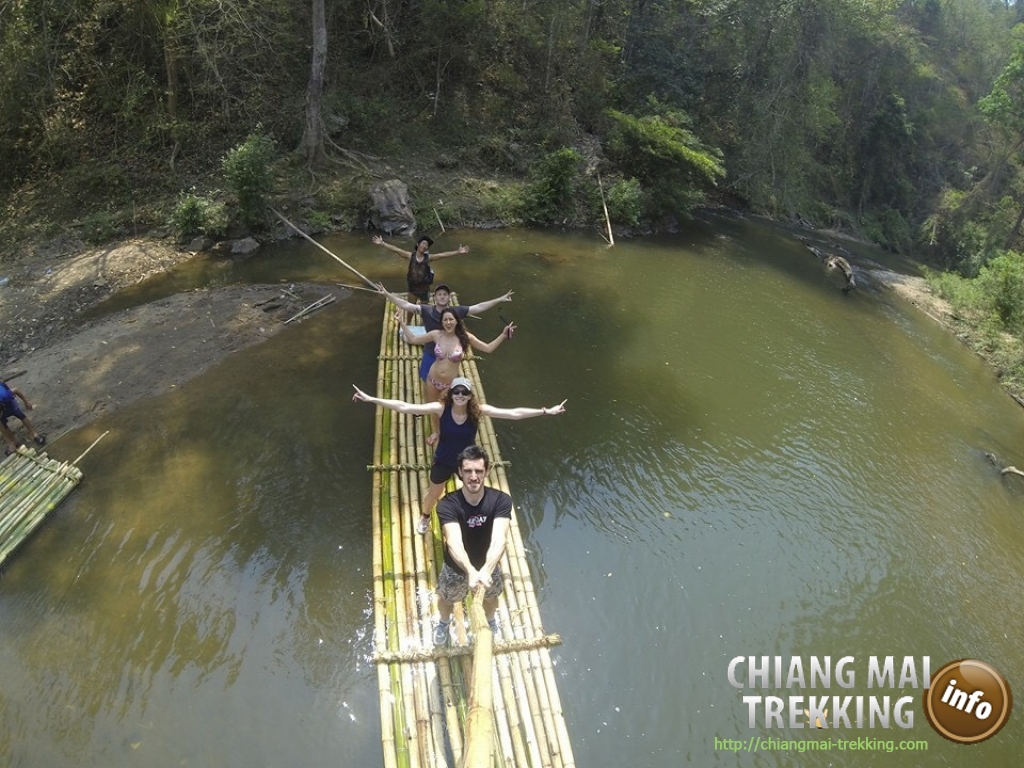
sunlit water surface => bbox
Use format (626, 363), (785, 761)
(3, 220), (1024, 767)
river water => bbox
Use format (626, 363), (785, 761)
(2, 219), (1023, 767)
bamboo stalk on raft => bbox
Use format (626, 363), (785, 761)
(373, 315), (402, 768)
(459, 585), (495, 768)
(402, 343), (435, 768)
(395, 351), (434, 768)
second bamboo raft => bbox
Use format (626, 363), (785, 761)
(0, 445), (83, 568)
(370, 302), (575, 768)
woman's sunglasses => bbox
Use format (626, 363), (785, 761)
(450, 387), (471, 396)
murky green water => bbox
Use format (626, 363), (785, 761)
(2, 221), (1023, 767)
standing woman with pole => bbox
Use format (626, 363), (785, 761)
(371, 234), (470, 303)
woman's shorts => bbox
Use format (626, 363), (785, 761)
(430, 459), (458, 485)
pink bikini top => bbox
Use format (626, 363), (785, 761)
(434, 343), (465, 364)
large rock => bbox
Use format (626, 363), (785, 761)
(231, 237), (260, 256)
(369, 179), (416, 236)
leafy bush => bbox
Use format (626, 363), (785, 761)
(976, 251), (1024, 333)
(927, 269), (982, 316)
(222, 132), (276, 228)
(478, 182), (527, 224)
(523, 148), (582, 223)
(80, 210), (122, 245)
(604, 176), (642, 227)
(170, 191), (228, 238)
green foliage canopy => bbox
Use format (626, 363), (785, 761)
(605, 107), (724, 218)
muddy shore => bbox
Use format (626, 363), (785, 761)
(0, 236), (344, 443)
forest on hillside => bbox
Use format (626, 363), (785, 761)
(4, 0), (1024, 279)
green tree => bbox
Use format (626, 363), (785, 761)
(222, 132), (276, 228)
(605, 106), (725, 218)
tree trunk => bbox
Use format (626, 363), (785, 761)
(1005, 198), (1024, 250)
(164, 34), (181, 170)
(301, 0), (328, 170)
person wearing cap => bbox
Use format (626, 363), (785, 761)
(352, 377), (565, 534)
(376, 281), (513, 420)
(370, 234), (470, 303)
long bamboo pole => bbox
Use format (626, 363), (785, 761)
(387, 351), (421, 768)
(269, 207), (377, 289)
(396, 351), (435, 768)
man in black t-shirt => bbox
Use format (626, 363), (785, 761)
(433, 445), (512, 646)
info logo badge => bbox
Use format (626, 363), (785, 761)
(923, 659), (1013, 744)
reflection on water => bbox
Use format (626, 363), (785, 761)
(3, 223), (1024, 767)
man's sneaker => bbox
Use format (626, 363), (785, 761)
(433, 619), (451, 647)
(416, 516), (430, 535)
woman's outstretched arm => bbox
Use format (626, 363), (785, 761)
(468, 322), (517, 354)
(352, 385), (441, 415)
(395, 311), (437, 346)
(480, 400), (567, 421)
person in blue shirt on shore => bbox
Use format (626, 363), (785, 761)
(1, 379), (46, 455)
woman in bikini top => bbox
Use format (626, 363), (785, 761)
(396, 307), (517, 442)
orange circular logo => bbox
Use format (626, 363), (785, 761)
(923, 659), (1013, 744)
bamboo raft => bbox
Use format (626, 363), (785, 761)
(370, 304), (576, 768)
(0, 445), (83, 568)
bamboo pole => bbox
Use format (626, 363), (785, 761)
(397, 332), (441, 768)
(597, 174), (615, 246)
(372, 314), (400, 768)
(388, 363), (420, 768)
(459, 585), (494, 768)
(283, 294), (335, 324)
(73, 431), (109, 466)
(493, 646), (529, 767)
(384, 335), (414, 768)
(336, 282), (384, 295)
(269, 207), (377, 288)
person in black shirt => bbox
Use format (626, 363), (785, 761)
(433, 445), (511, 646)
